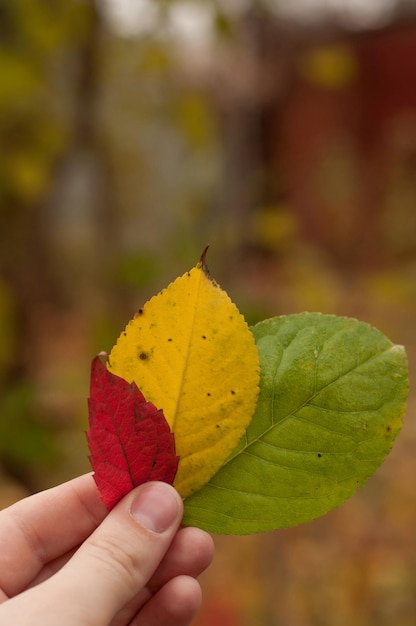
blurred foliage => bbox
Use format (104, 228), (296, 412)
(0, 0), (91, 482)
(299, 44), (359, 89)
(0, 0), (86, 203)
(115, 252), (163, 289)
(0, 280), (16, 379)
(0, 382), (56, 470)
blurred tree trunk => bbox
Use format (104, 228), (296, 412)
(0, 0), (120, 489)
(216, 8), (296, 270)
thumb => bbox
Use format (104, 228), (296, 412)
(49, 482), (183, 624)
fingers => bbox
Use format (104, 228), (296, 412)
(147, 526), (214, 593)
(39, 482), (183, 625)
(109, 526), (214, 625)
(27, 524), (214, 595)
(128, 575), (203, 626)
(0, 481), (214, 626)
(0, 474), (106, 598)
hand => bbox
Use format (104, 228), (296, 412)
(0, 475), (214, 625)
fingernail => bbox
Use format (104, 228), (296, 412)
(130, 483), (181, 533)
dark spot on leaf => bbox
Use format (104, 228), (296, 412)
(202, 335), (207, 339)
(138, 308), (144, 315)
(231, 390), (236, 395)
(386, 425), (392, 433)
(139, 352), (148, 361)
(317, 453), (322, 458)
(187, 272), (191, 277)
(168, 338), (173, 342)
(207, 392), (211, 396)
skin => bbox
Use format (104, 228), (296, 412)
(0, 475), (214, 626)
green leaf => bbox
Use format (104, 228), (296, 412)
(183, 313), (408, 534)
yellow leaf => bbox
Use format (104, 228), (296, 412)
(108, 255), (260, 498)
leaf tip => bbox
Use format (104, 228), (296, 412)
(91, 351), (109, 371)
(198, 245), (211, 277)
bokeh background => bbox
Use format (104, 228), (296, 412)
(1, 1), (416, 624)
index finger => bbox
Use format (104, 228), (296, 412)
(0, 474), (106, 598)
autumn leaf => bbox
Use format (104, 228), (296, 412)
(183, 314), (409, 534)
(108, 253), (260, 498)
(87, 255), (408, 534)
(87, 354), (179, 510)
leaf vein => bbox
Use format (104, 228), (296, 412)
(229, 342), (394, 464)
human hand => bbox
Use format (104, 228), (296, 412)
(0, 475), (214, 625)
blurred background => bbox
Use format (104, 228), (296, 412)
(0, 0), (415, 624)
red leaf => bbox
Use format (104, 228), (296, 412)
(87, 354), (179, 510)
